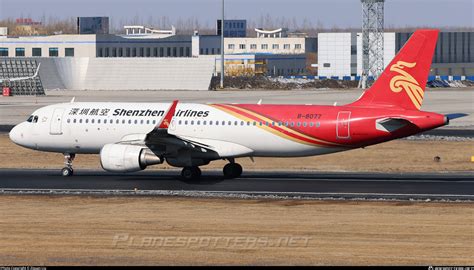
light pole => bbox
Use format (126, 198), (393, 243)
(220, 0), (225, 89)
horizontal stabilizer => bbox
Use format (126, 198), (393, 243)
(445, 113), (468, 120)
(375, 118), (413, 133)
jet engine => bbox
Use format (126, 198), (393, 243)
(100, 144), (163, 172)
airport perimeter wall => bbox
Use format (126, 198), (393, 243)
(32, 57), (215, 90)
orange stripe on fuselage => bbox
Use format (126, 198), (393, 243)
(211, 104), (346, 148)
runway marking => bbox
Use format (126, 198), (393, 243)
(239, 177), (474, 183)
(1, 188), (473, 200)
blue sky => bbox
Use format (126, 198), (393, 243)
(0, 0), (472, 28)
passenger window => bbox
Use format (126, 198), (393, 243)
(191, 120), (194, 125)
(146, 120), (150, 124)
(91, 119), (95, 124)
(67, 119), (70, 123)
(290, 122), (294, 127)
(79, 119), (82, 124)
(152, 120), (156, 125)
(303, 122), (307, 127)
(179, 120), (182, 125)
(98, 119), (101, 124)
(209, 120), (213, 125)
(134, 120), (137, 124)
(297, 122), (301, 127)
(128, 119), (131, 124)
(247, 121), (250, 126)
(185, 120), (188, 125)
(228, 121), (232, 126)
(203, 121), (206, 125)
(140, 120), (144, 124)
(122, 119), (125, 124)
(85, 119), (89, 124)
(265, 122), (269, 126)
(234, 121), (238, 126)
(259, 122), (262, 126)
(253, 122), (256, 126)
(309, 122), (314, 127)
(197, 120), (201, 125)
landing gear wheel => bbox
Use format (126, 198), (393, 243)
(61, 167), (74, 177)
(223, 163), (243, 179)
(181, 166), (201, 181)
(62, 153), (76, 177)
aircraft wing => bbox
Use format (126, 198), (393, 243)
(116, 100), (252, 158)
(114, 100), (219, 158)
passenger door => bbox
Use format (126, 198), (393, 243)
(50, 108), (65, 135)
(336, 111), (351, 139)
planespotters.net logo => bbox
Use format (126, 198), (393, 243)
(112, 233), (312, 249)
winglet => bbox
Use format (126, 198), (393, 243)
(158, 100), (178, 129)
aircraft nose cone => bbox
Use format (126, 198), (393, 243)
(9, 124), (23, 145)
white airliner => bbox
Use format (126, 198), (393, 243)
(7, 30), (464, 180)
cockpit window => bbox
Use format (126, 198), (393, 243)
(27, 115), (39, 123)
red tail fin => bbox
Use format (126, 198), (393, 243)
(351, 29), (439, 110)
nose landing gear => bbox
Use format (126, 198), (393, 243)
(61, 153), (75, 177)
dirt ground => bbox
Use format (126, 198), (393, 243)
(1, 134), (473, 172)
(0, 195), (472, 265)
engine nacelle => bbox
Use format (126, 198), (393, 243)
(100, 144), (163, 173)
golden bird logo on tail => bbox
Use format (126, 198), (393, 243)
(389, 61), (424, 109)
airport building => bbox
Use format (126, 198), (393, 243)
(318, 31), (474, 78)
(0, 30), (213, 90)
(216, 19), (247, 37)
(193, 27), (317, 76)
(0, 15), (472, 93)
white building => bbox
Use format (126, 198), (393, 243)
(0, 34), (215, 90)
(317, 32), (395, 77)
(123, 25), (176, 39)
(192, 28), (316, 56)
(0, 34), (97, 58)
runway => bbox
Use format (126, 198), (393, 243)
(0, 169), (473, 201)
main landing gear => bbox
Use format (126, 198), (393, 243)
(180, 161), (243, 180)
(61, 153), (75, 177)
(181, 166), (202, 181)
(223, 160), (242, 179)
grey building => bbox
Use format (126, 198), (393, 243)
(396, 32), (474, 76)
(217, 19), (247, 37)
(95, 34), (192, 58)
(77, 17), (109, 34)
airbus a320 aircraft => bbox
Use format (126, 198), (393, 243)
(8, 30), (466, 179)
